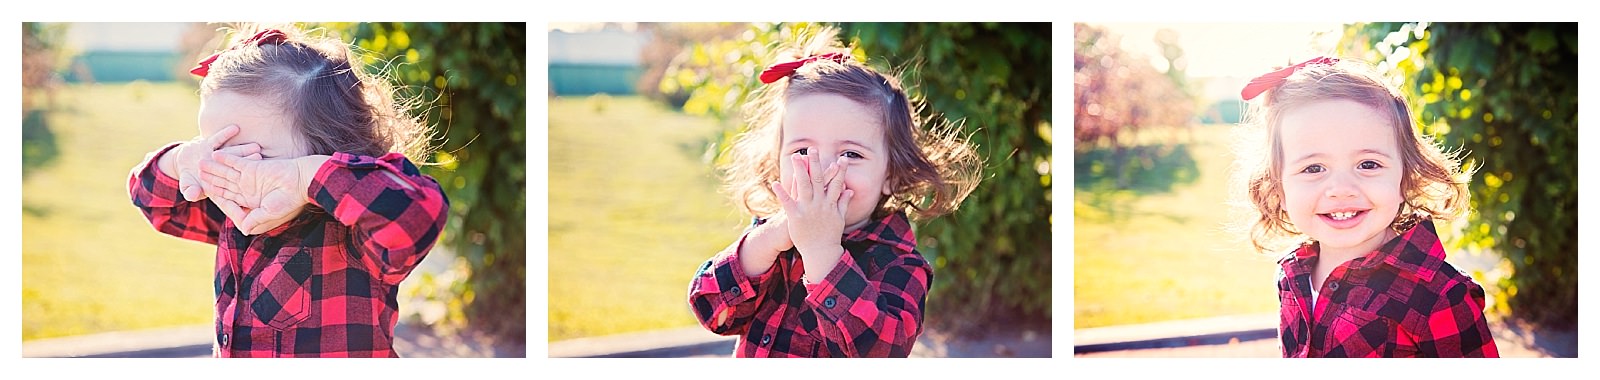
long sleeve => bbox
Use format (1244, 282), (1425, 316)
(128, 142), (226, 245)
(1415, 278), (1500, 357)
(688, 232), (777, 336)
(307, 152), (449, 285)
(802, 246), (931, 357)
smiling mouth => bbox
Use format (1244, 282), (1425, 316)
(1321, 210), (1365, 221)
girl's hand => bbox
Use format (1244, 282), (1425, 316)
(161, 125), (259, 202)
(200, 151), (320, 235)
(772, 148), (854, 283)
(739, 212), (794, 277)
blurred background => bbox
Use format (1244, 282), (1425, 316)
(547, 22), (1052, 357)
(20, 22), (526, 357)
(1073, 22), (1576, 357)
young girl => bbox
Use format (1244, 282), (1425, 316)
(685, 28), (981, 358)
(1236, 56), (1498, 357)
(127, 25), (448, 357)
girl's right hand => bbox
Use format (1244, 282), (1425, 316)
(160, 125), (259, 202)
(740, 212), (794, 277)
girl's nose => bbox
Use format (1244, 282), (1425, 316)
(1324, 172), (1359, 199)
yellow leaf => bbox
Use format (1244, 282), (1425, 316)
(392, 29), (410, 50)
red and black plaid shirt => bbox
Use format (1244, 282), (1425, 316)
(129, 143), (448, 357)
(1277, 218), (1499, 357)
(688, 211), (931, 357)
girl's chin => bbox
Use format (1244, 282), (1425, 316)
(1310, 227), (1392, 251)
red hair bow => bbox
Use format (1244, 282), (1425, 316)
(1240, 56), (1339, 100)
(758, 52), (850, 84)
(189, 29), (288, 77)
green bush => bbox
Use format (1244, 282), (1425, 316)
(1344, 22), (1577, 328)
(331, 22), (528, 341)
(665, 22), (1052, 334)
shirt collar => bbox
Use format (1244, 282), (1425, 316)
(1283, 218), (1447, 282)
(842, 210), (917, 254)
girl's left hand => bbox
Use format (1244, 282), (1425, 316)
(773, 148), (854, 283)
(200, 151), (314, 235)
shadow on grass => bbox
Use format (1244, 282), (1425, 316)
(1074, 143), (1200, 222)
(22, 109), (59, 179)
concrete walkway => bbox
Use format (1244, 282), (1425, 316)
(548, 325), (1054, 358)
(25, 312), (1568, 358)
(21, 322), (525, 358)
(1075, 313), (1576, 358)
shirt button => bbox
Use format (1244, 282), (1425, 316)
(1328, 282), (1340, 291)
(730, 286), (741, 295)
(823, 297), (837, 309)
(219, 333), (229, 347)
(760, 334), (772, 346)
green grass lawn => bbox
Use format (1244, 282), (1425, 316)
(1073, 126), (1280, 329)
(547, 95), (748, 342)
(22, 82), (217, 340)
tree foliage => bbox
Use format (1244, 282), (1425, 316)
(1073, 23), (1195, 150)
(328, 22), (528, 341)
(22, 23), (68, 176)
(1343, 23), (1577, 328)
(664, 22), (1052, 334)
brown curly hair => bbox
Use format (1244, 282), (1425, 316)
(198, 23), (434, 160)
(722, 26), (981, 221)
(1231, 58), (1473, 253)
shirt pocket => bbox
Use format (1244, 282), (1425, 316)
(1325, 307), (1395, 358)
(250, 247), (313, 331)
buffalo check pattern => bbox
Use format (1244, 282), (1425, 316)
(688, 211), (931, 357)
(1277, 218), (1499, 357)
(130, 144), (448, 357)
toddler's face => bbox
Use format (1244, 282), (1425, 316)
(198, 90), (303, 159)
(1278, 99), (1404, 254)
(780, 93), (891, 232)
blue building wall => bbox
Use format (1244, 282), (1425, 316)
(549, 63), (641, 96)
(65, 51), (182, 83)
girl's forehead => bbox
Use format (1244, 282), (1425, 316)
(1278, 99), (1398, 153)
(780, 94), (884, 143)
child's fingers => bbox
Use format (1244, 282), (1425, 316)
(771, 181), (795, 210)
(241, 209), (270, 235)
(807, 147), (824, 184)
(792, 153), (813, 202)
(837, 189), (853, 216)
(210, 182), (257, 209)
(210, 196), (249, 229)
(823, 158), (846, 202)
(179, 172), (205, 201)
(203, 125), (241, 150)
(200, 156), (242, 183)
(201, 171), (238, 196)
(211, 150), (249, 170)
(214, 142), (260, 158)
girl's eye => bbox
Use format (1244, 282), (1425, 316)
(792, 147), (809, 156)
(1357, 160), (1383, 170)
(1300, 164), (1325, 174)
(842, 151), (863, 159)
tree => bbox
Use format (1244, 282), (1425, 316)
(1343, 23), (1577, 328)
(1073, 23), (1195, 150)
(327, 22), (528, 341)
(22, 23), (68, 176)
(664, 22), (1052, 334)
